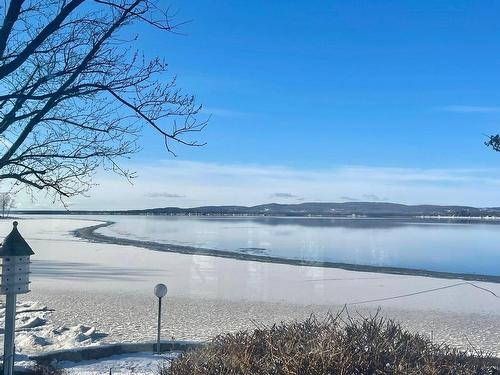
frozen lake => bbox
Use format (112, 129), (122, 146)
(94, 215), (500, 276)
(2, 217), (500, 355)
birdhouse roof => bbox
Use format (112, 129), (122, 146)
(0, 221), (34, 256)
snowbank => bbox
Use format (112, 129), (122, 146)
(0, 301), (107, 354)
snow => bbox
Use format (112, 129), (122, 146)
(0, 217), (499, 356)
(0, 301), (107, 354)
(56, 352), (178, 375)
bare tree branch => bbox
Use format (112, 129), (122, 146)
(0, 0), (207, 200)
(0, 0), (25, 57)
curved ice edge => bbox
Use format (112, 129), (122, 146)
(28, 340), (204, 363)
(72, 221), (500, 284)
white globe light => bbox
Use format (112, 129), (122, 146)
(154, 283), (167, 298)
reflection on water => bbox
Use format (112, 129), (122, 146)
(93, 215), (500, 276)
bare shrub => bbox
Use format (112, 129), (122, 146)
(167, 311), (499, 375)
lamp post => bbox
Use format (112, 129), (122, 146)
(0, 222), (34, 375)
(154, 283), (167, 354)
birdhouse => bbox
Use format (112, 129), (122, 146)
(0, 222), (34, 294)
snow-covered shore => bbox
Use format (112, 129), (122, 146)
(56, 352), (177, 375)
(5, 301), (106, 354)
(2, 217), (500, 356)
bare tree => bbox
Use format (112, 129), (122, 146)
(0, 192), (14, 217)
(0, 0), (206, 201)
(486, 135), (500, 152)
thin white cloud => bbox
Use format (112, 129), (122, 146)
(11, 160), (500, 210)
(270, 192), (299, 199)
(202, 107), (250, 118)
(144, 192), (186, 199)
(363, 194), (388, 202)
(340, 196), (358, 202)
(440, 105), (500, 113)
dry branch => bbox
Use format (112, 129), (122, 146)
(0, 0), (206, 200)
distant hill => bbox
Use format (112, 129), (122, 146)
(15, 202), (500, 217)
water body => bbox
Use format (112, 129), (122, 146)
(92, 215), (500, 277)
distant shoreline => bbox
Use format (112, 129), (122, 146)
(72, 221), (500, 284)
(18, 212), (500, 221)
(14, 200), (500, 218)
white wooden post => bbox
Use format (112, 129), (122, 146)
(0, 222), (34, 375)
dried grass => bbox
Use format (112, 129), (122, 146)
(166, 309), (500, 375)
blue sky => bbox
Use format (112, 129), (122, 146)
(131, 0), (500, 168)
(19, 1), (500, 209)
